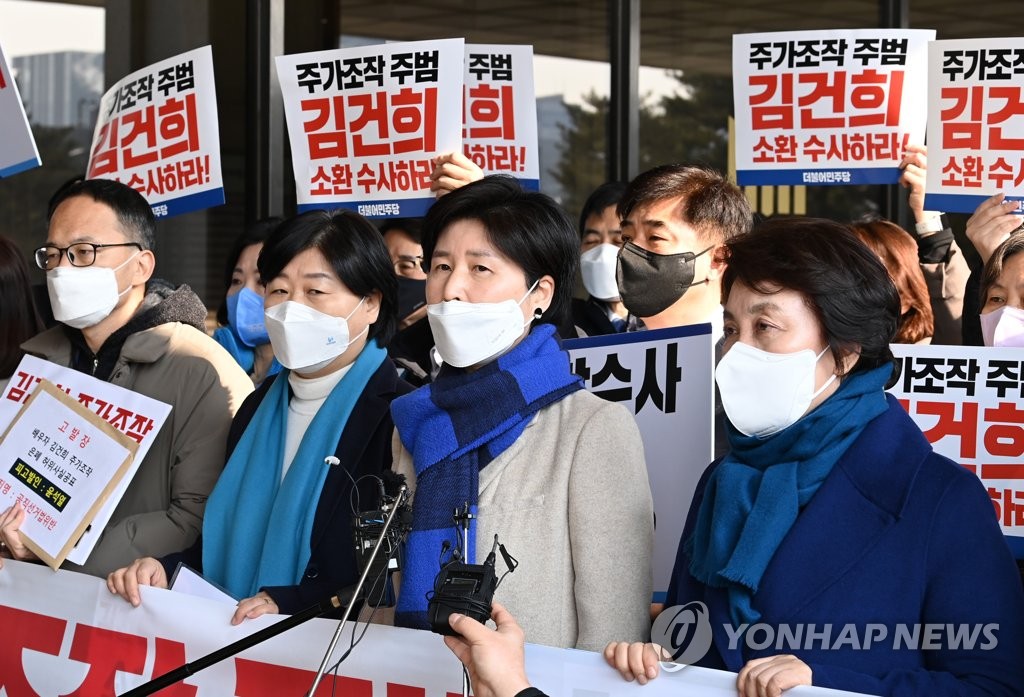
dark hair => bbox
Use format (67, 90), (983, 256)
(0, 236), (44, 379)
(722, 217), (900, 377)
(216, 217), (284, 326)
(618, 164), (752, 244)
(47, 179), (157, 250)
(258, 210), (398, 346)
(379, 218), (423, 245)
(421, 175), (579, 327)
(980, 231), (1024, 309)
(850, 219), (934, 344)
(578, 182), (627, 238)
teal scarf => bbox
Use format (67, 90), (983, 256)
(686, 364), (891, 626)
(202, 340), (387, 599)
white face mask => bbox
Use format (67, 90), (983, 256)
(427, 282), (538, 369)
(980, 306), (1024, 348)
(264, 298), (366, 373)
(579, 243), (620, 301)
(715, 341), (838, 438)
(46, 253), (139, 329)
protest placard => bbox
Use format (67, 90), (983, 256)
(923, 38), (1024, 214)
(565, 324), (714, 595)
(889, 344), (1024, 552)
(0, 381), (136, 569)
(0, 39), (41, 178)
(733, 29), (934, 186)
(86, 45), (224, 218)
(277, 38), (464, 218)
(463, 44), (539, 190)
(0, 355), (172, 564)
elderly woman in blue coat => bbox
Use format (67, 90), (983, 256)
(604, 217), (1024, 697)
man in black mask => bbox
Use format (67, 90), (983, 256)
(380, 218), (434, 385)
(616, 165), (752, 334)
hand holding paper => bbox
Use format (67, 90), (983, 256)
(106, 556), (168, 606)
(0, 503), (37, 563)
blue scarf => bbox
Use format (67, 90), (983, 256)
(390, 324), (582, 628)
(686, 364), (891, 627)
(213, 325), (282, 383)
(202, 340), (387, 599)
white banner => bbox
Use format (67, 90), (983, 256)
(0, 559), (870, 696)
(463, 44), (539, 189)
(924, 38), (1024, 214)
(0, 356), (172, 564)
(0, 39), (41, 178)
(889, 344), (1024, 541)
(733, 29), (933, 186)
(277, 39), (464, 219)
(564, 325), (715, 596)
(86, 45), (225, 219)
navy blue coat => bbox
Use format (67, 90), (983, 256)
(667, 395), (1024, 696)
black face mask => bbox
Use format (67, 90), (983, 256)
(396, 276), (427, 321)
(615, 241), (712, 318)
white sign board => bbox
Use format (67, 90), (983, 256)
(0, 40), (41, 178)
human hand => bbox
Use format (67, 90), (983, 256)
(0, 504), (38, 563)
(603, 641), (666, 685)
(231, 591), (279, 625)
(898, 144), (929, 222)
(967, 193), (1023, 264)
(443, 602), (532, 697)
(106, 557), (169, 606)
(430, 151), (484, 198)
(736, 654), (812, 697)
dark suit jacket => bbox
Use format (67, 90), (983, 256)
(162, 358), (412, 614)
(667, 395), (1024, 696)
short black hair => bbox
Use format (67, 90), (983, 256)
(618, 164), (752, 244)
(47, 179), (157, 250)
(578, 182), (627, 238)
(421, 175), (578, 327)
(216, 217), (284, 326)
(379, 218), (423, 245)
(722, 216), (900, 378)
(980, 231), (1024, 310)
(0, 235), (44, 379)
(258, 210), (398, 346)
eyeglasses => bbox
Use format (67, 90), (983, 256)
(393, 255), (424, 274)
(34, 242), (143, 271)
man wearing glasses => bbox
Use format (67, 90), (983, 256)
(0, 179), (252, 577)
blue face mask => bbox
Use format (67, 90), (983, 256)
(226, 286), (270, 347)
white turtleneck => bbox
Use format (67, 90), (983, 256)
(282, 362), (353, 481)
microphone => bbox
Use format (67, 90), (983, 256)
(352, 472), (410, 607)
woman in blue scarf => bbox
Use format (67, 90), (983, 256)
(106, 210), (411, 624)
(390, 176), (654, 651)
(605, 218), (1024, 696)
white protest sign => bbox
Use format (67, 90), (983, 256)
(924, 38), (1024, 214)
(0, 40), (41, 178)
(463, 44), (539, 190)
(0, 560), (873, 697)
(277, 39), (464, 219)
(733, 29), (933, 186)
(564, 324), (715, 595)
(888, 344), (1024, 545)
(0, 355), (172, 564)
(86, 45), (224, 218)
(0, 381), (136, 568)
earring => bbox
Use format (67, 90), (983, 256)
(533, 307), (543, 319)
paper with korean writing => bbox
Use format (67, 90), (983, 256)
(276, 38), (464, 218)
(86, 45), (224, 218)
(924, 38), (1024, 214)
(0, 355), (172, 564)
(733, 29), (934, 186)
(463, 44), (539, 190)
(889, 344), (1024, 540)
(0, 40), (41, 178)
(0, 382), (136, 569)
(564, 324), (714, 593)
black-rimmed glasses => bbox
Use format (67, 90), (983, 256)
(34, 242), (142, 271)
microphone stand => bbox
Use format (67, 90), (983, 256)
(118, 485), (408, 697)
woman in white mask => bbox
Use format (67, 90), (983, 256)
(107, 210), (412, 624)
(606, 218), (1024, 696)
(390, 176), (654, 651)
(572, 182), (629, 336)
(979, 232), (1024, 348)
